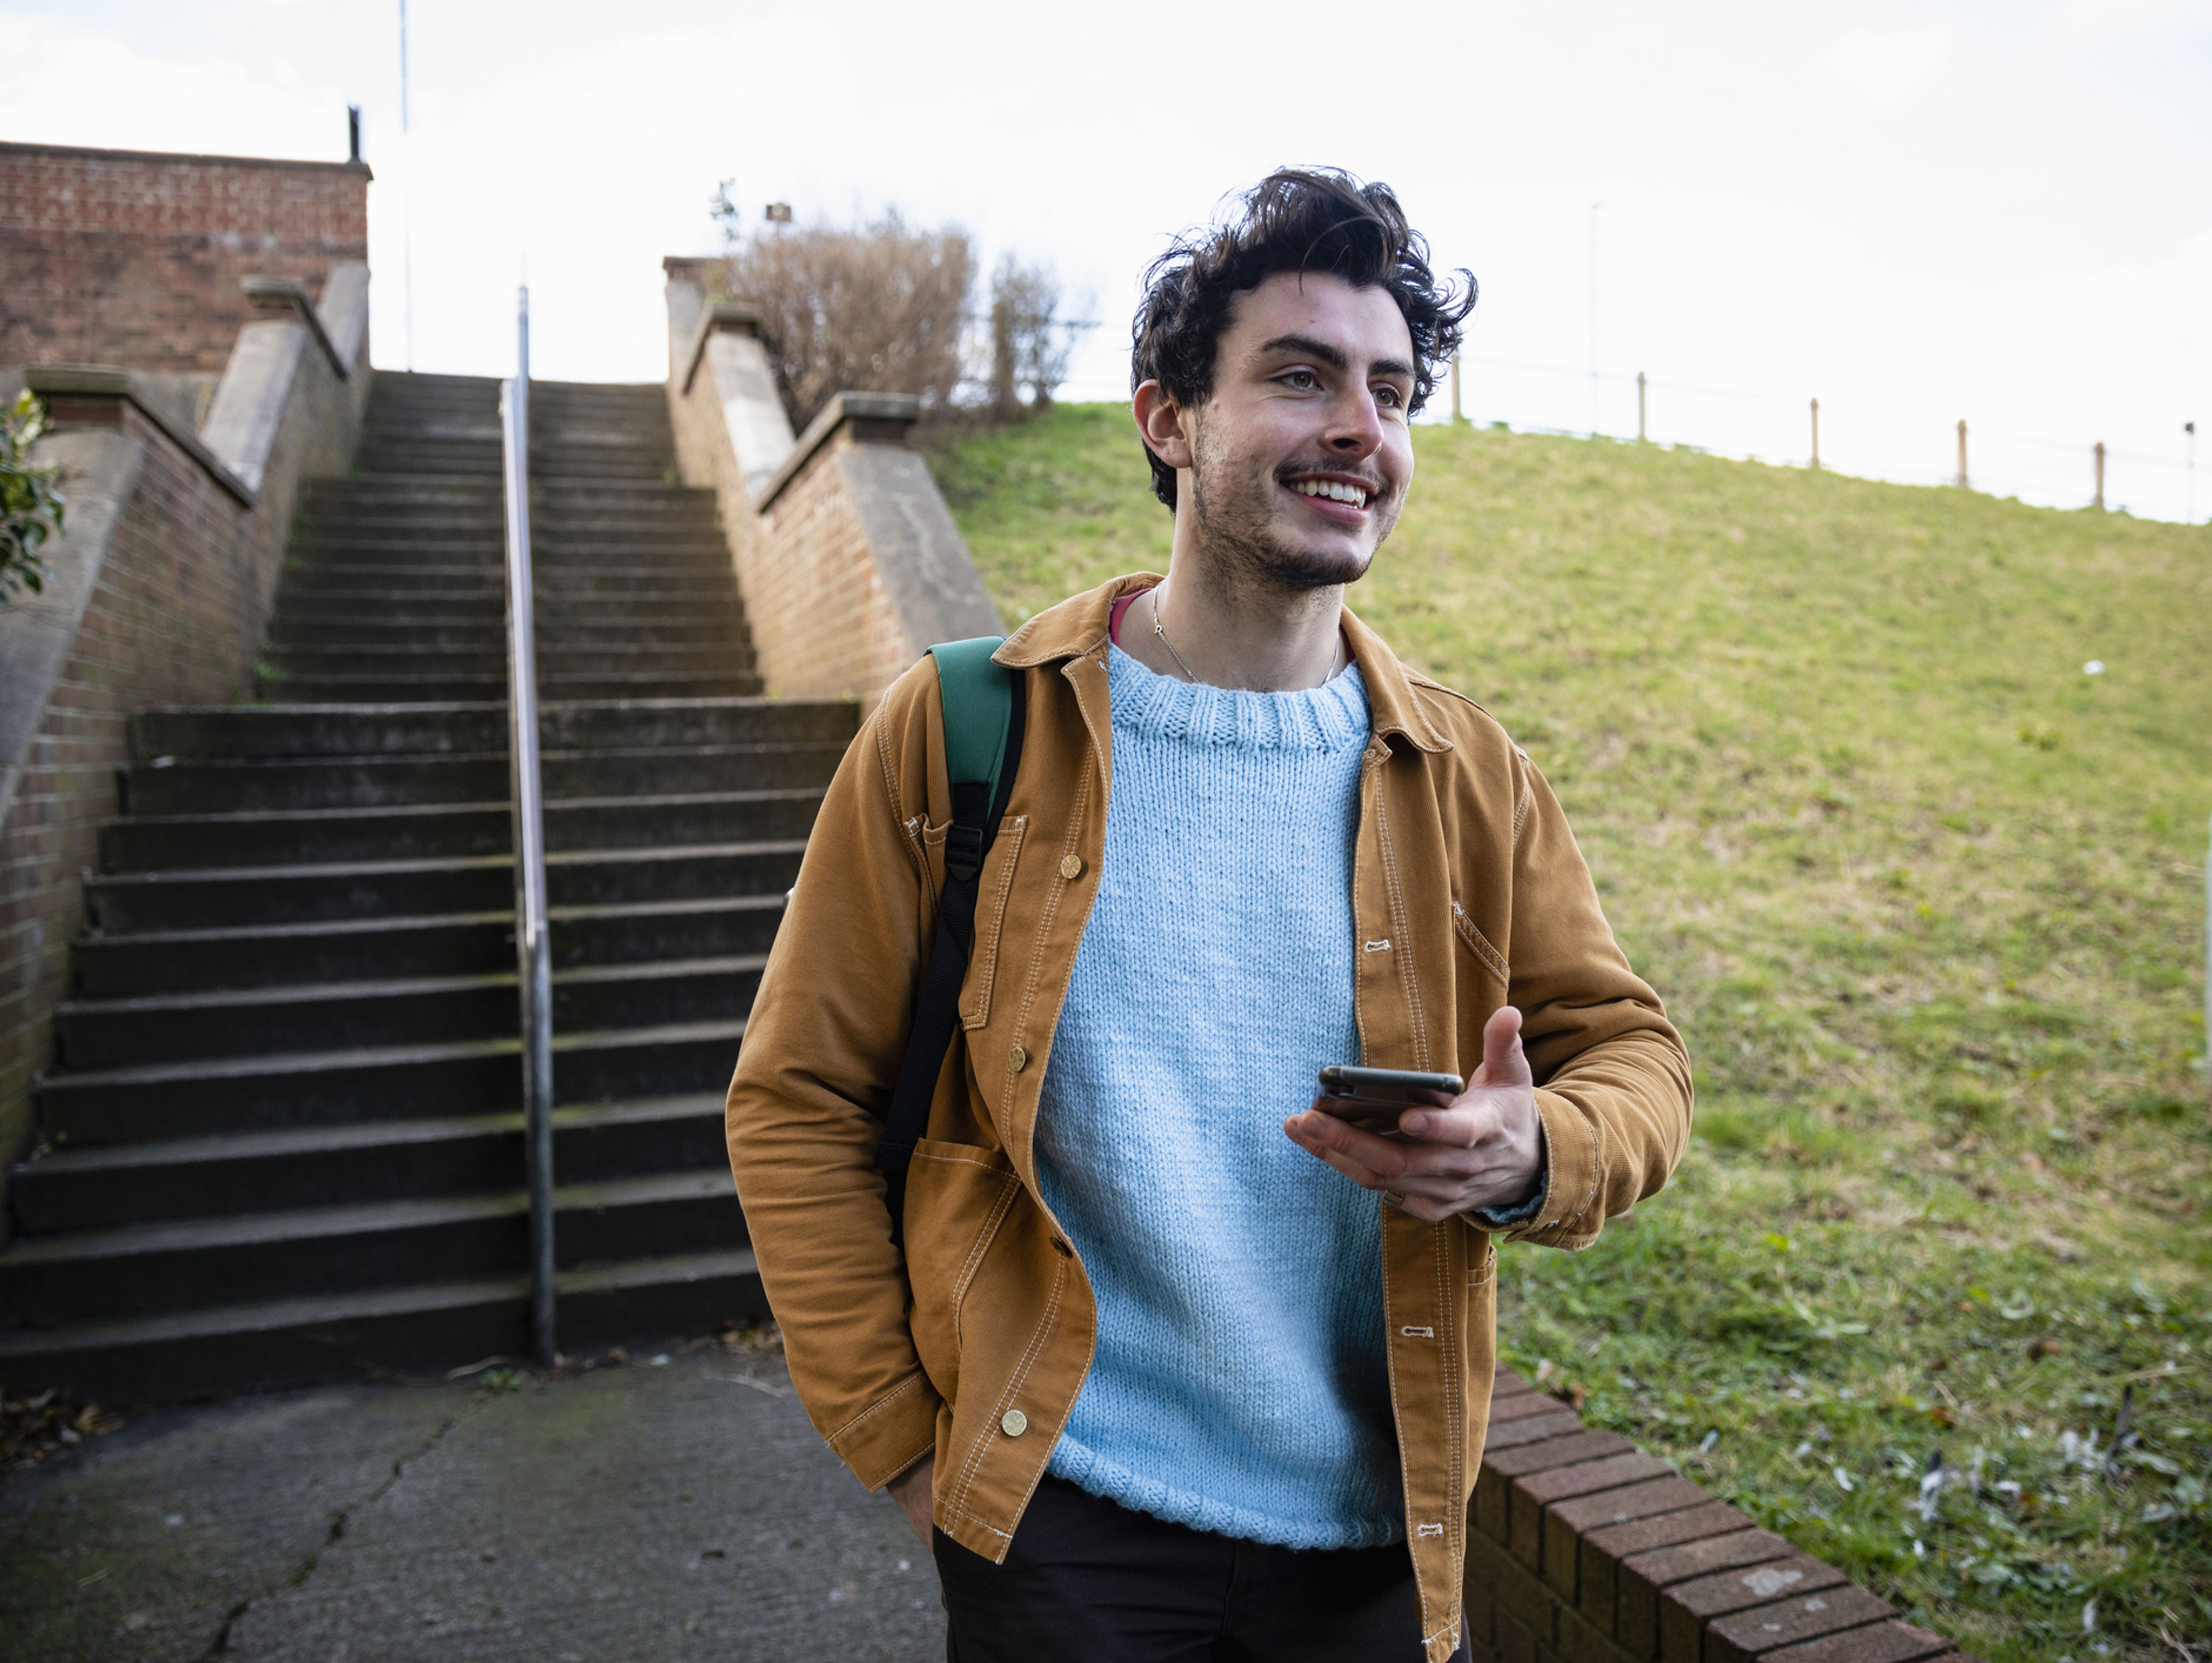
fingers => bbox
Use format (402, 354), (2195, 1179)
(1475, 1005), (1532, 1090)
(1284, 1115), (1520, 1219)
(1286, 1111), (1494, 1184)
(1285, 1120), (1467, 1200)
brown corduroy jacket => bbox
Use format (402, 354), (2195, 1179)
(725, 573), (1692, 1663)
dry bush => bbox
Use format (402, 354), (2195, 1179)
(985, 254), (1086, 421)
(720, 208), (975, 434)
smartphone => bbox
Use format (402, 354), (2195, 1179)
(1315, 1064), (1464, 1128)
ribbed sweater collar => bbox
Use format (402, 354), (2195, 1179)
(1105, 642), (1371, 753)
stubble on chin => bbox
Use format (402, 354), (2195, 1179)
(1187, 427), (1386, 594)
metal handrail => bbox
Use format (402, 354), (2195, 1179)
(501, 285), (557, 1366)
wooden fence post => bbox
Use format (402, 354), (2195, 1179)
(1810, 397), (1820, 469)
(1637, 371), (1646, 442)
(1956, 419), (1968, 489)
(2094, 441), (2105, 510)
(1452, 353), (1463, 424)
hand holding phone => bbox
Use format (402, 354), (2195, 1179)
(1314, 1064), (1465, 1130)
(1287, 1009), (1542, 1222)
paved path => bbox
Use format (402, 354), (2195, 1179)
(1, 1342), (945, 1662)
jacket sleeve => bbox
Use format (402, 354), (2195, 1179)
(725, 663), (942, 1490)
(1497, 753), (1693, 1250)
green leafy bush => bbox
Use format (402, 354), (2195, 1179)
(2, 389), (67, 604)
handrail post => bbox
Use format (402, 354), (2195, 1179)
(501, 285), (557, 1367)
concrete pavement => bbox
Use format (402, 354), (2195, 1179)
(0, 1338), (945, 1661)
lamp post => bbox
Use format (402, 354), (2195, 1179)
(1587, 202), (1601, 437)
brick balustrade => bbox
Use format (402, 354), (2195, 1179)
(0, 224), (369, 1229)
(662, 260), (1003, 707)
(1467, 1367), (1968, 1663)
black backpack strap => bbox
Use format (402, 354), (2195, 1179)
(873, 640), (1027, 1245)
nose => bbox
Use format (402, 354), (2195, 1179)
(1324, 386), (1386, 460)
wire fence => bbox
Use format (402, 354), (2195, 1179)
(1438, 352), (2204, 528)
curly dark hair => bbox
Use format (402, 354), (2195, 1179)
(1130, 168), (1476, 509)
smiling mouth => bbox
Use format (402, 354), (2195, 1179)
(1288, 478), (1376, 509)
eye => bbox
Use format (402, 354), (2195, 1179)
(1279, 368), (1321, 390)
(1374, 383), (1407, 410)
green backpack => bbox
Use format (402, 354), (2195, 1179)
(871, 638), (1027, 1243)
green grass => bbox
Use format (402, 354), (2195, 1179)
(931, 405), (2212, 1663)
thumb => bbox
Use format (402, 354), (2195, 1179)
(1476, 1005), (1532, 1089)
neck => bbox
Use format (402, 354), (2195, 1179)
(1123, 541), (1346, 694)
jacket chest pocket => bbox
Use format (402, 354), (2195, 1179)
(1451, 900), (1509, 988)
(914, 815), (1028, 1031)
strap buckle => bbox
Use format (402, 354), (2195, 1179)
(944, 822), (986, 882)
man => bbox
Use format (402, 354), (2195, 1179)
(726, 169), (1692, 1663)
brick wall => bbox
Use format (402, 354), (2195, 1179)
(668, 361), (945, 703)
(0, 406), (272, 1204)
(0, 141), (369, 372)
(0, 334), (363, 1229)
(751, 428), (921, 702)
(663, 272), (1001, 710)
(1465, 1367), (1970, 1663)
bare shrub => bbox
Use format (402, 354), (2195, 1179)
(718, 203), (975, 434)
(984, 254), (1089, 420)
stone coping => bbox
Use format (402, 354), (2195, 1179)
(680, 301), (766, 396)
(757, 391), (923, 512)
(1468, 1366), (1973, 1663)
(0, 137), (372, 177)
(243, 278), (351, 379)
(22, 365), (255, 507)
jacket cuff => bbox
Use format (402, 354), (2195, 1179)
(825, 1368), (945, 1492)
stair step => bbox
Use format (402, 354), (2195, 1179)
(263, 645), (752, 679)
(133, 697), (853, 762)
(35, 1017), (748, 1143)
(100, 789), (823, 870)
(10, 1095), (726, 1231)
(74, 893), (787, 993)
(124, 742), (815, 814)
(260, 671), (766, 703)
(0, 1245), (767, 1401)
(270, 615), (743, 647)
(85, 840), (805, 931)
(278, 566), (503, 595)
(0, 1170), (744, 1327)
(55, 954), (766, 1067)
(79, 910), (518, 992)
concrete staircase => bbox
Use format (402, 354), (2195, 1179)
(0, 373), (858, 1399)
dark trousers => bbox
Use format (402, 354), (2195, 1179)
(934, 1475), (1461, 1662)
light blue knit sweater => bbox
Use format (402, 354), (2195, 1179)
(1032, 643), (1403, 1549)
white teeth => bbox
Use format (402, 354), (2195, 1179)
(1294, 479), (1368, 506)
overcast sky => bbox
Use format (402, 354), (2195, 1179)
(5, 0), (2208, 520)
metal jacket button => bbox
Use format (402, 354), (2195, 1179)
(1009, 1045), (1028, 1073)
(1059, 854), (1084, 880)
(1001, 1410), (1028, 1437)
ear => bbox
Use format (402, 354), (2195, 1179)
(1133, 380), (1195, 473)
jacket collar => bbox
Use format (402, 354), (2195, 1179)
(996, 571), (1451, 755)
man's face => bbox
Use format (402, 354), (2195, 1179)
(1181, 270), (1418, 590)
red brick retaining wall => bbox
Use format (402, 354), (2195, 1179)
(1468, 1367), (1970, 1663)
(0, 141), (369, 372)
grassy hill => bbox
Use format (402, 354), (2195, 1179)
(930, 406), (2212, 1663)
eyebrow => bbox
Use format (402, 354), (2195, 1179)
(1256, 333), (1416, 384)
